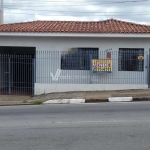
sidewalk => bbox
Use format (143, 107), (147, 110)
(0, 89), (150, 106)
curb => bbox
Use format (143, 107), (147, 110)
(132, 97), (150, 102)
(43, 99), (85, 104)
(108, 97), (133, 102)
(85, 97), (150, 103)
(1, 98), (150, 106)
(43, 97), (150, 104)
(85, 99), (108, 103)
(0, 103), (34, 107)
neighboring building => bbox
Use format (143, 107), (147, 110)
(0, 18), (150, 95)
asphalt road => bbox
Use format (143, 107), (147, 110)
(0, 102), (150, 150)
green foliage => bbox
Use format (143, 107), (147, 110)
(32, 100), (43, 105)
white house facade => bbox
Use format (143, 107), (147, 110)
(0, 19), (150, 95)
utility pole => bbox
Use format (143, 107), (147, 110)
(0, 0), (3, 24)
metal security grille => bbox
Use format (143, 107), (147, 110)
(118, 48), (144, 71)
(0, 54), (35, 95)
(35, 50), (147, 85)
(61, 48), (98, 70)
(148, 50), (150, 88)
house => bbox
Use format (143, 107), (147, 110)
(0, 18), (150, 95)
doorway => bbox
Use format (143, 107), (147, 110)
(0, 46), (35, 95)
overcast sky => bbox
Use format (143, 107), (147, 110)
(1, 0), (150, 25)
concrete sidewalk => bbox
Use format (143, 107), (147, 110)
(0, 89), (150, 106)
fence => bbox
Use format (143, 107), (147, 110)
(0, 50), (148, 95)
(0, 54), (34, 95)
(36, 50), (148, 85)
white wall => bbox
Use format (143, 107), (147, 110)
(0, 35), (149, 94)
(0, 36), (149, 52)
(35, 83), (148, 95)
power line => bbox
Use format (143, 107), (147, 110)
(0, 0), (150, 7)
(1, 0), (150, 23)
(2, 0), (150, 3)
(2, 7), (150, 14)
(3, 11), (150, 16)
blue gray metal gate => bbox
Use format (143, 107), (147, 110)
(148, 49), (150, 88)
(0, 54), (35, 95)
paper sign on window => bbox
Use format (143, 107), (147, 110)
(138, 55), (144, 60)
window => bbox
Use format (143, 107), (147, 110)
(61, 48), (99, 70)
(118, 48), (144, 71)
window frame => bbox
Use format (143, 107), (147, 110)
(118, 48), (144, 72)
(61, 48), (99, 70)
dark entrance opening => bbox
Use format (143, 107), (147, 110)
(0, 46), (36, 95)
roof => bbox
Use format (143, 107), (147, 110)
(0, 18), (150, 34)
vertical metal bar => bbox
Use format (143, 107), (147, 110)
(14, 55), (16, 95)
(11, 55), (13, 95)
(8, 57), (11, 95)
(21, 55), (23, 95)
(18, 55), (20, 95)
(148, 49), (150, 88)
(34, 54), (36, 84)
(22, 55), (23, 95)
(1, 54), (2, 94)
(2, 54), (3, 94)
(148, 51), (149, 87)
(29, 56), (31, 95)
(26, 55), (27, 95)
(22, 55), (24, 95)
(27, 55), (28, 95)
(25, 55), (26, 95)
(18, 55), (19, 95)
(32, 57), (35, 96)
(0, 54), (2, 94)
(147, 51), (149, 88)
(16, 55), (18, 95)
(90, 54), (92, 84)
(26, 55), (28, 95)
(5, 54), (7, 95)
(14, 55), (15, 95)
(49, 51), (50, 84)
(22, 55), (26, 93)
(149, 50), (150, 88)
(24, 55), (26, 95)
(4, 54), (6, 95)
(5, 54), (7, 94)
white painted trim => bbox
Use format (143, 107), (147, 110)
(0, 32), (150, 38)
(108, 97), (133, 102)
(43, 99), (85, 104)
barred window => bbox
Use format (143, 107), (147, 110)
(118, 48), (144, 71)
(61, 48), (98, 70)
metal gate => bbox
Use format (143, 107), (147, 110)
(148, 50), (150, 88)
(0, 54), (35, 95)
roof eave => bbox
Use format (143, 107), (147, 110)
(0, 32), (150, 38)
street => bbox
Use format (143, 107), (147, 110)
(0, 102), (150, 150)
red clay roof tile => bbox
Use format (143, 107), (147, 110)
(0, 18), (150, 34)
